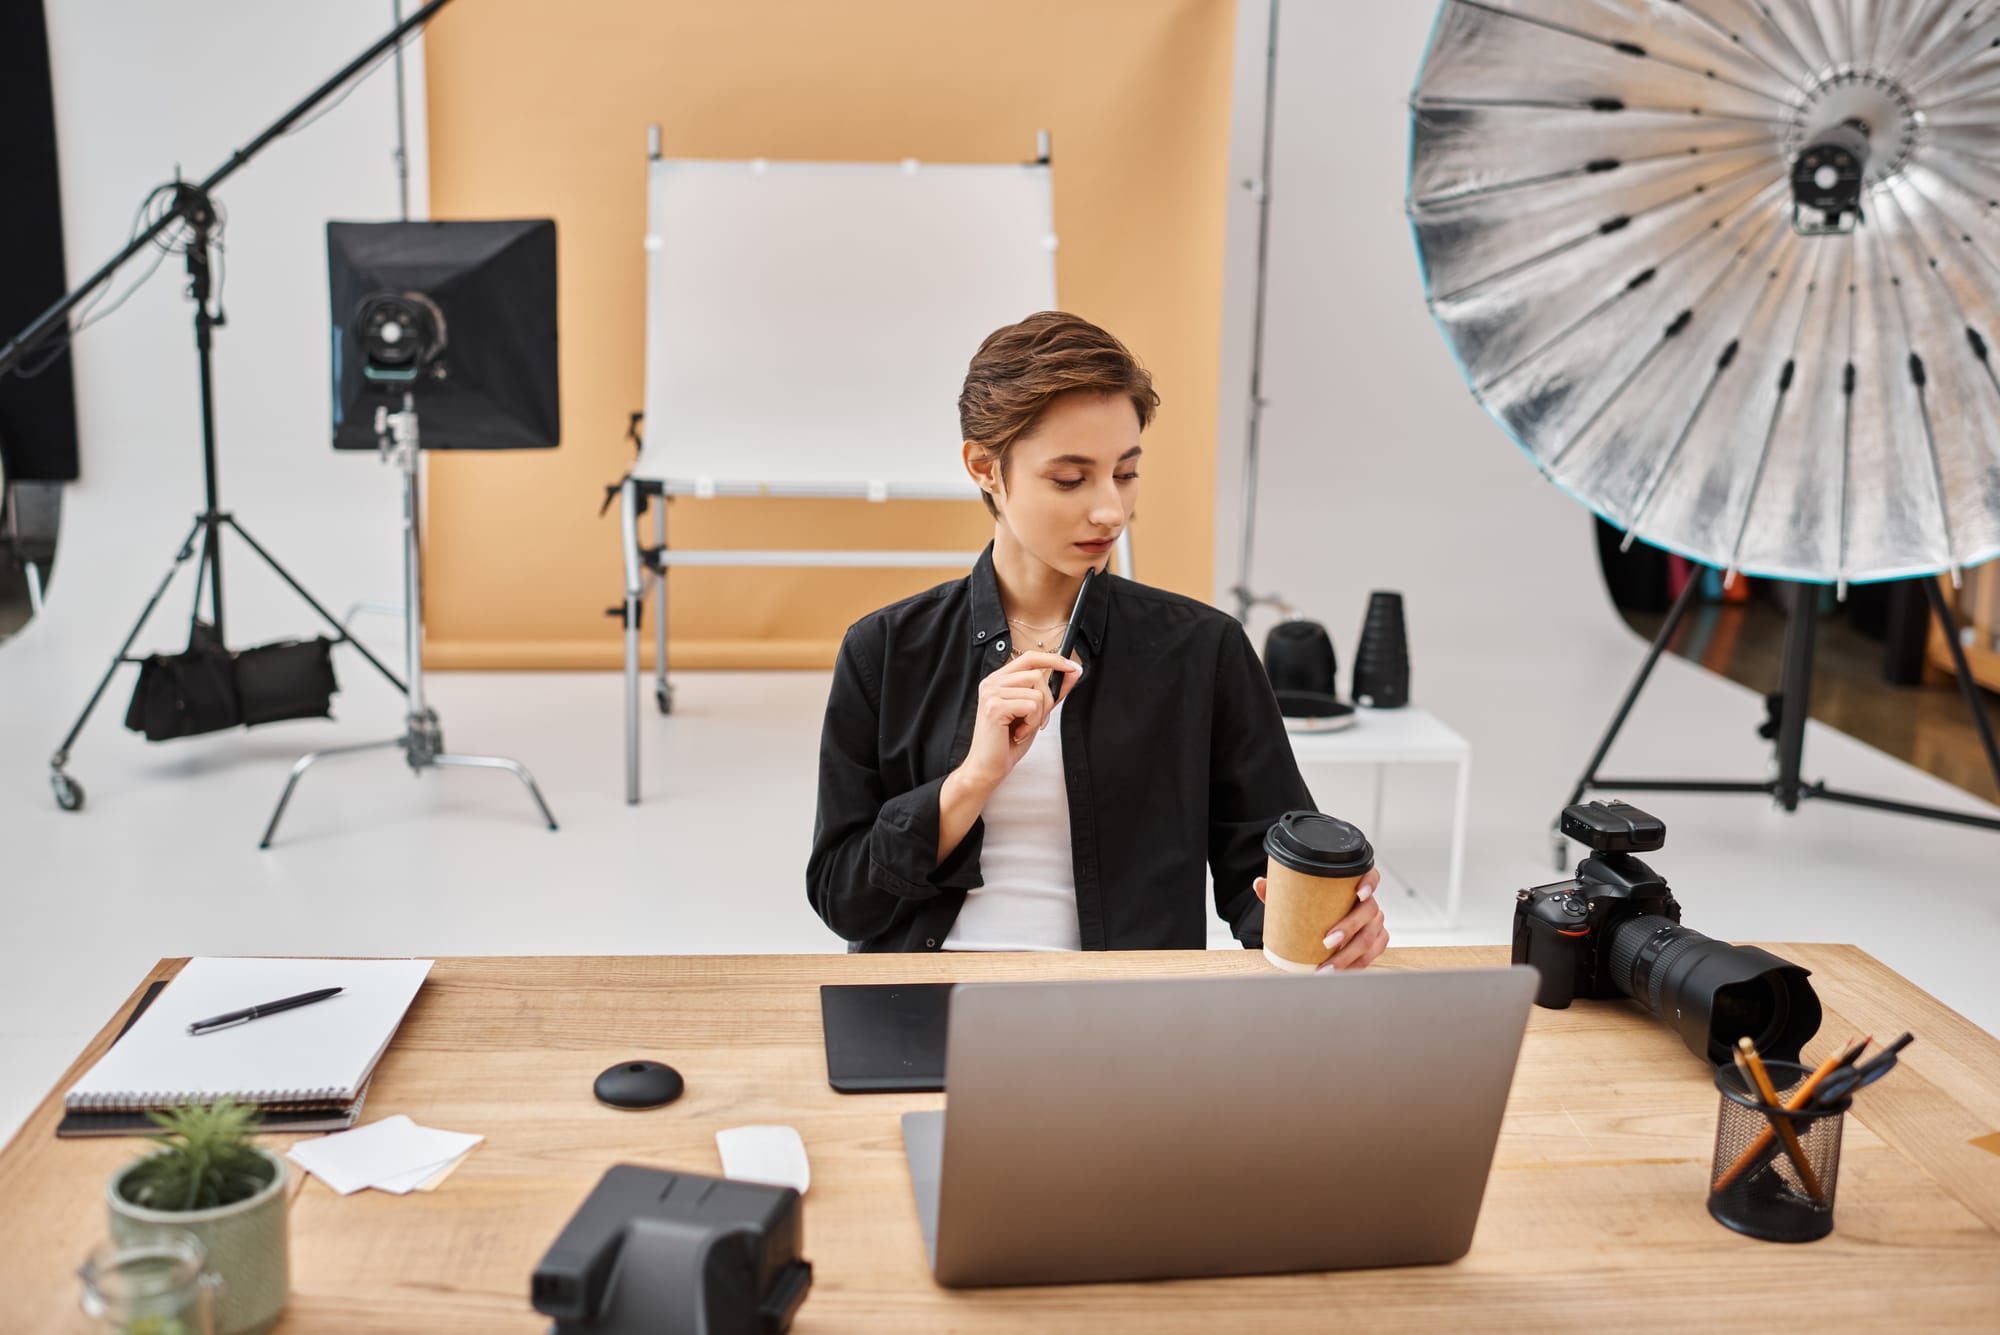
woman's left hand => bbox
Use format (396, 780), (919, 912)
(1252, 866), (1389, 971)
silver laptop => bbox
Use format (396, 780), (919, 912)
(902, 967), (1536, 1287)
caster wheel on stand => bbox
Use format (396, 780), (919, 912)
(655, 683), (674, 715)
(51, 772), (85, 812)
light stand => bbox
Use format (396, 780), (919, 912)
(259, 393), (557, 849)
(2, 1), (460, 812)
(1230, 0), (1289, 625)
(1561, 574), (2000, 865)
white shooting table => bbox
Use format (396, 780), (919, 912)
(1285, 704), (1470, 927)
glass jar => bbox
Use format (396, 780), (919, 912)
(79, 1229), (222, 1335)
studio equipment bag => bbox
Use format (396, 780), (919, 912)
(123, 620), (241, 741)
(123, 628), (338, 741)
(232, 636), (339, 727)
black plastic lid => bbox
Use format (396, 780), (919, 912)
(1264, 811), (1374, 877)
(1273, 689), (1353, 720)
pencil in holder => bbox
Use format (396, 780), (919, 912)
(1708, 1059), (1849, 1242)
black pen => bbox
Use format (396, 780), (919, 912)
(188, 987), (343, 1035)
(1049, 567), (1097, 699)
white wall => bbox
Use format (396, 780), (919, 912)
(1214, 0), (1613, 649)
(0, 1), (426, 781)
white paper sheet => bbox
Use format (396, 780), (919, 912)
(288, 1114), (483, 1196)
(371, 1149), (474, 1195)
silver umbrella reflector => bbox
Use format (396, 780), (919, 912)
(1409, 0), (2000, 584)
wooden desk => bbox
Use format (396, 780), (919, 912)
(4, 947), (1999, 1332)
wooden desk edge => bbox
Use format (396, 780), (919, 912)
(11, 943), (1994, 1160)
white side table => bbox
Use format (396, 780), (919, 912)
(1285, 705), (1471, 928)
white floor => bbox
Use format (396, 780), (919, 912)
(5, 620), (2000, 1152)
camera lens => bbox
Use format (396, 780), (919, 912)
(1605, 915), (1821, 1064)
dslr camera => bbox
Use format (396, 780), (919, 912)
(1513, 800), (1821, 1065)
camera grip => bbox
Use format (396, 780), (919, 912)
(1512, 904), (1583, 1009)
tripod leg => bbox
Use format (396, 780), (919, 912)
(1772, 581), (1819, 811)
(51, 517), (204, 775)
(1564, 564), (1707, 811)
(433, 753), (560, 830)
(189, 517), (215, 625)
(224, 518), (408, 694)
(258, 737), (402, 849)
(1924, 576), (2000, 795)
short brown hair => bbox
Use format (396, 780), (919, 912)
(959, 311), (1159, 517)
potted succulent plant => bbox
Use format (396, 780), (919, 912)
(105, 1098), (289, 1335)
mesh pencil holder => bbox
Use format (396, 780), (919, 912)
(1708, 1060), (1849, 1242)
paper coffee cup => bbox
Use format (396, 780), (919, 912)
(1261, 811), (1375, 973)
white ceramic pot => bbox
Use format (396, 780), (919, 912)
(106, 1146), (289, 1335)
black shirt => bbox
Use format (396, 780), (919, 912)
(807, 544), (1316, 952)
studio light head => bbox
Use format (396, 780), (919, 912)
(353, 291), (447, 385)
(1789, 119), (1869, 236)
(327, 219), (559, 451)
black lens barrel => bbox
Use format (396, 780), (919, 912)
(1604, 914), (1821, 1065)
(1606, 913), (1686, 1007)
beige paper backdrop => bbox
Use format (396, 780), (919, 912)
(421, 0), (1237, 669)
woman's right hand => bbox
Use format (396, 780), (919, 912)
(956, 651), (1083, 793)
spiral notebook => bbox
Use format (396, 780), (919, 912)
(64, 957), (433, 1115)
(57, 978), (379, 1138)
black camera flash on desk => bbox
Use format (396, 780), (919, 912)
(533, 1164), (811, 1335)
(187, 987), (342, 1035)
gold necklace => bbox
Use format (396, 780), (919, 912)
(1006, 615), (1069, 651)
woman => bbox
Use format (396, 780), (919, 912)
(807, 311), (1387, 965)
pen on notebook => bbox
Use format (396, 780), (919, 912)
(188, 987), (343, 1035)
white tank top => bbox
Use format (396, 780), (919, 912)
(943, 699), (1081, 951)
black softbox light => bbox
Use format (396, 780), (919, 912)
(327, 219), (559, 451)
